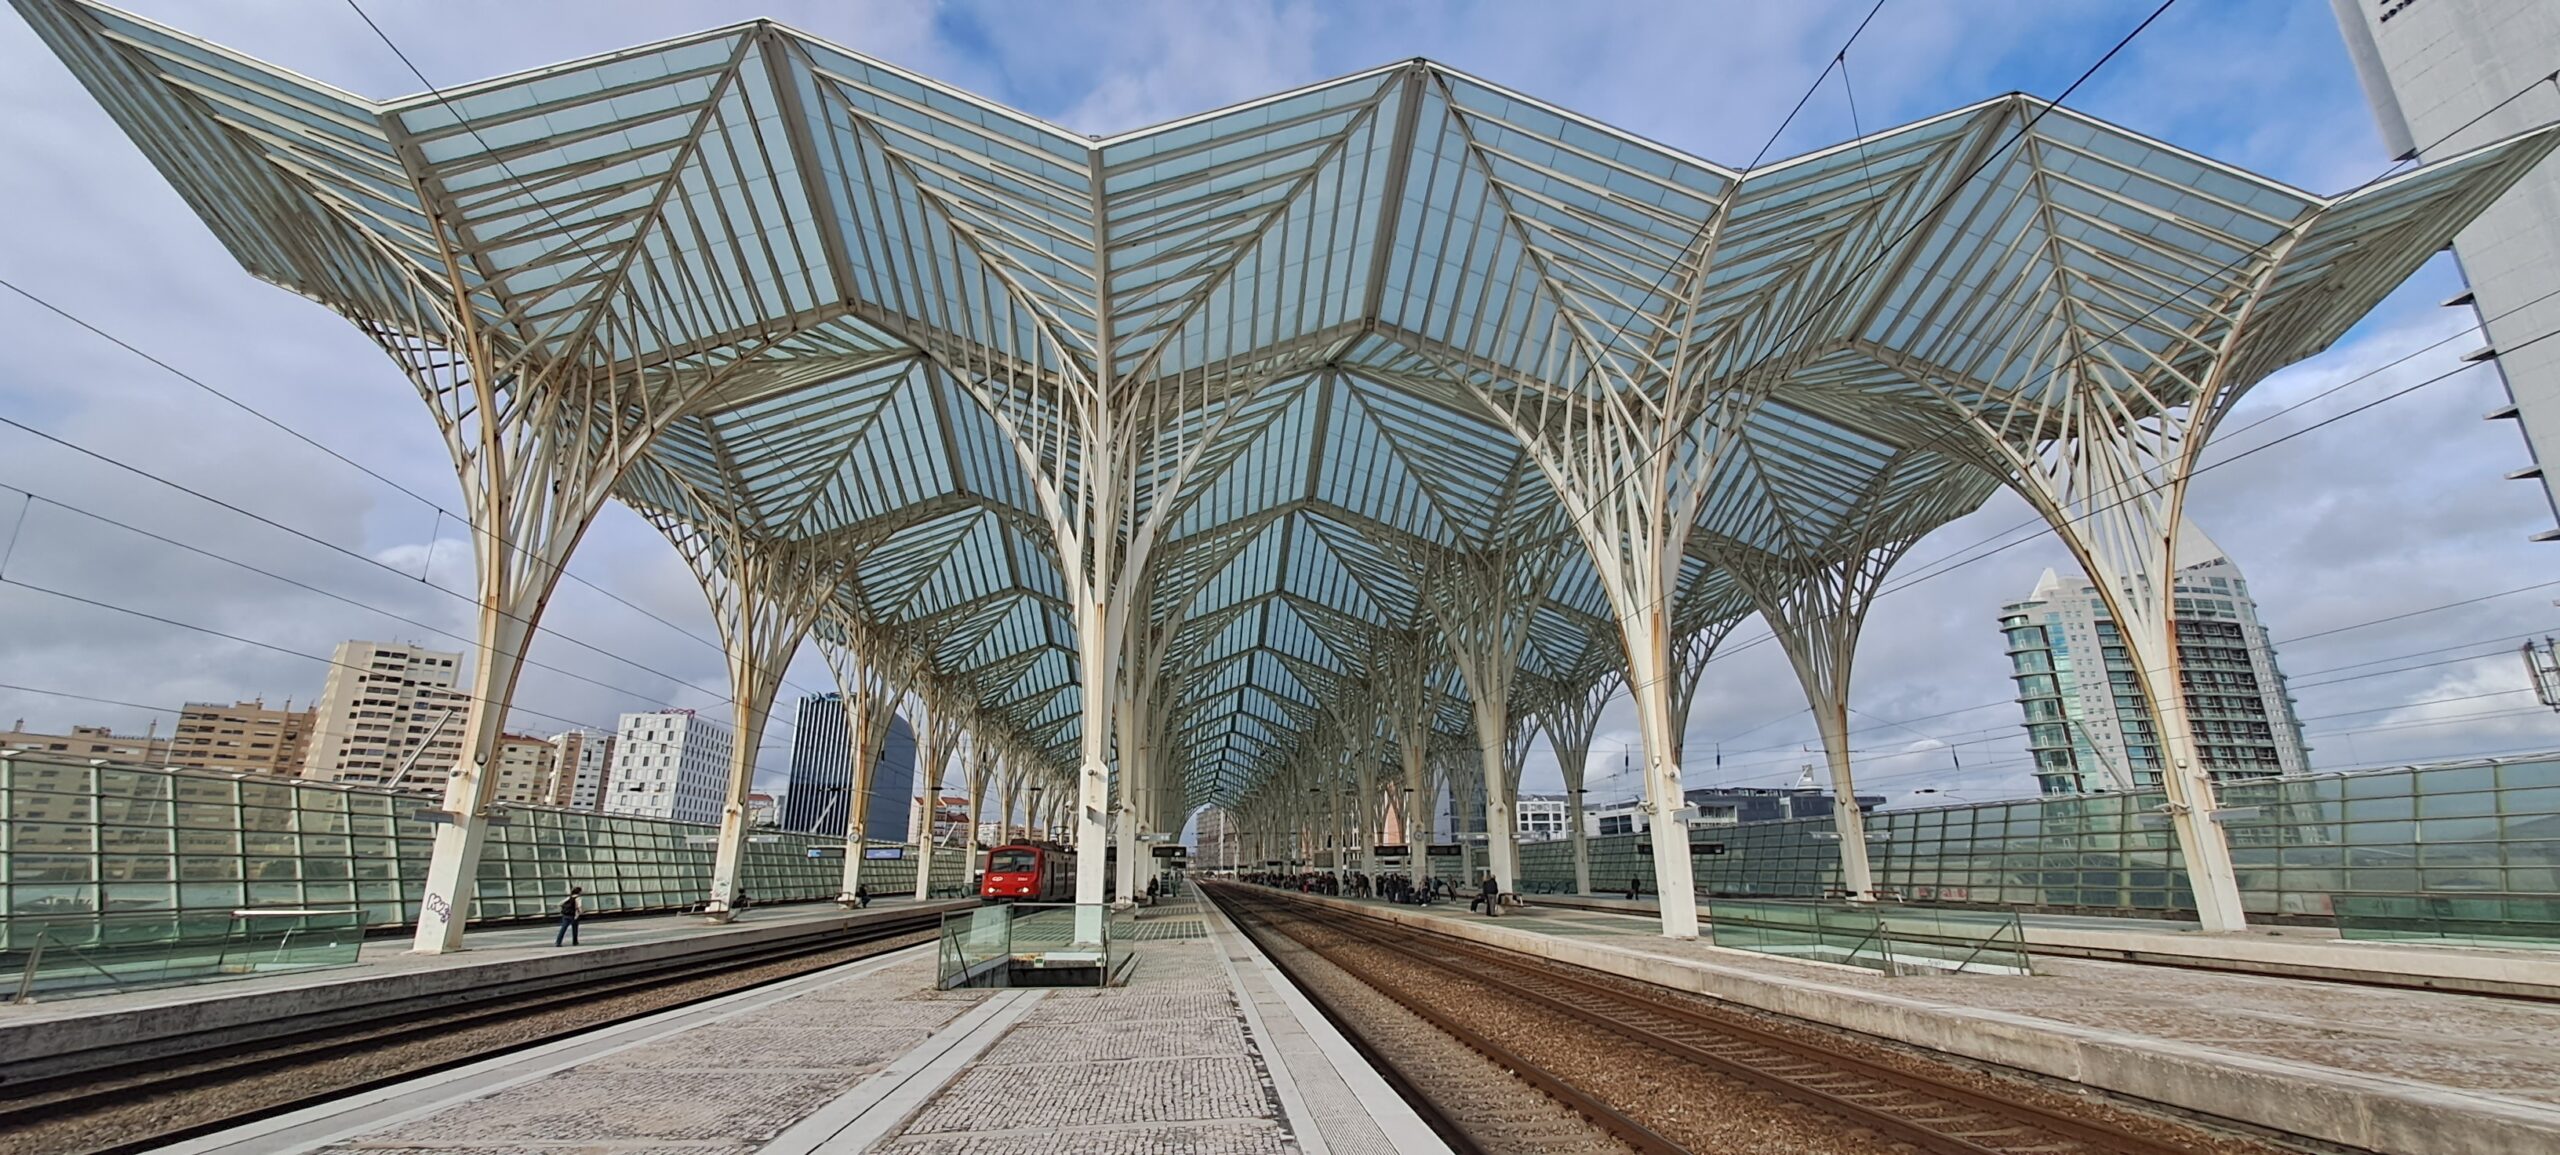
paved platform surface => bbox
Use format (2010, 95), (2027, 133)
(1283, 887), (2560, 1155)
(166, 898), (1443, 1154)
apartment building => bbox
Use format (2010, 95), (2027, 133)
(490, 733), (556, 806)
(300, 641), (471, 793)
(545, 729), (616, 810)
(0, 721), (173, 762)
(168, 700), (313, 777)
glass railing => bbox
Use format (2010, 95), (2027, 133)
(2333, 893), (2560, 949)
(933, 903), (1119, 989)
(935, 904), (1016, 988)
(5, 907), (367, 1001)
(1706, 899), (2030, 976)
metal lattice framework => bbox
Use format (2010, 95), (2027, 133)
(21, 0), (2556, 941)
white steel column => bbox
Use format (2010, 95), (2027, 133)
(652, 515), (842, 921)
(1425, 544), (1557, 899)
(907, 706), (963, 901)
(819, 634), (899, 904)
(1536, 670), (1618, 896)
(379, 308), (712, 955)
(1721, 483), (1946, 902)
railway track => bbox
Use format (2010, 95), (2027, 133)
(1212, 885), (2238, 1155)
(0, 907), (947, 1155)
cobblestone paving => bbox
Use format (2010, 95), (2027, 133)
(875, 939), (1297, 1154)
(317, 955), (971, 1154)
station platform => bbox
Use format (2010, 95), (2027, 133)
(159, 897), (1444, 1155)
(1277, 888), (2560, 1155)
(2, 898), (973, 1085)
(1529, 892), (2560, 998)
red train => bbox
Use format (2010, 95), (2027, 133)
(980, 841), (1076, 902)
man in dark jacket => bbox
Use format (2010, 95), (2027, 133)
(555, 886), (583, 947)
(1471, 873), (1501, 917)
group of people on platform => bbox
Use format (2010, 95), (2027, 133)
(1240, 868), (1514, 913)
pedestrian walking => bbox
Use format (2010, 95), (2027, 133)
(555, 886), (583, 947)
(1627, 874), (1642, 900)
(853, 882), (872, 909)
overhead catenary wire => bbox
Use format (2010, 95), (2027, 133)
(0, 482), (749, 718)
(0, 420), (821, 742)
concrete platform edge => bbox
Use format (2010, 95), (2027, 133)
(1199, 893), (1452, 1155)
(1298, 892), (2560, 1155)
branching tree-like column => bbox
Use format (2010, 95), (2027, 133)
(649, 508), (846, 920)
(391, 327), (692, 951)
(1425, 541), (1561, 899)
(1113, 598), (1194, 906)
(1722, 556), (1907, 899)
(1351, 697), (1388, 880)
(367, 218), (757, 952)
(816, 619), (907, 904)
(1374, 630), (1441, 859)
(1462, 378), (1765, 936)
(1500, 712), (1543, 889)
(908, 703), (964, 901)
(1858, 192), (2316, 931)
(963, 743), (1000, 885)
(1535, 668), (1620, 896)
(1427, 740), (1475, 884)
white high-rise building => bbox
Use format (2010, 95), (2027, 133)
(2332, 0), (2560, 536)
(604, 709), (733, 825)
(546, 729), (616, 810)
(1999, 525), (2310, 795)
(300, 641), (470, 793)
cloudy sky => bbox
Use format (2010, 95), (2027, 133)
(2, 0), (2556, 814)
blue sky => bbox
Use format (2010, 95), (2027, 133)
(2, 0), (2555, 814)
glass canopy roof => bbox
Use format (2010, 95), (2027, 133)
(21, 0), (2557, 809)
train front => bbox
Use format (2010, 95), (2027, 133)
(979, 843), (1046, 902)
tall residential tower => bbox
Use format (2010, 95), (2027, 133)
(299, 641), (470, 793)
(2000, 527), (2310, 794)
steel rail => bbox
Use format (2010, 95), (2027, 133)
(0, 907), (949, 1155)
(1224, 886), (2199, 1155)
(1209, 886), (1681, 1155)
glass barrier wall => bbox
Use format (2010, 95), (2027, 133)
(2, 754), (968, 941)
(2331, 893), (2560, 947)
(1706, 899), (2030, 975)
(1517, 752), (2560, 918)
(5, 907), (365, 1000)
